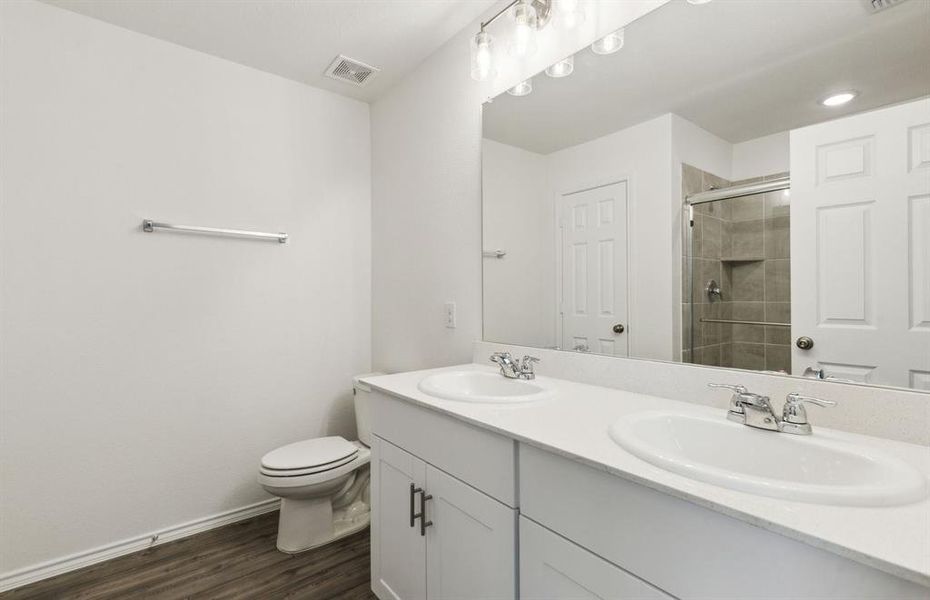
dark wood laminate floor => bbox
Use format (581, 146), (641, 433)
(1, 511), (376, 600)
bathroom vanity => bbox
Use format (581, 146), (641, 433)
(364, 365), (930, 600)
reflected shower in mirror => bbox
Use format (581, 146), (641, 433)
(481, 0), (930, 391)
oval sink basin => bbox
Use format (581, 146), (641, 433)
(608, 411), (928, 507)
(418, 371), (553, 404)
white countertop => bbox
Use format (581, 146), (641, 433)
(362, 364), (930, 587)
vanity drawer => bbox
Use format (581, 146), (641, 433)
(521, 516), (672, 600)
(519, 443), (927, 599)
(369, 390), (516, 506)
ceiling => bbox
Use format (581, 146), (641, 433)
(40, 0), (497, 103)
(484, 0), (930, 154)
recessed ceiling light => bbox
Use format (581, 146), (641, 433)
(591, 28), (624, 55)
(545, 55), (574, 78)
(686, 0), (713, 4)
(507, 79), (533, 97)
(821, 91), (858, 107)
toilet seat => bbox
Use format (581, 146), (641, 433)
(258, 440), (370, 489)
(260, 436), (358, 477)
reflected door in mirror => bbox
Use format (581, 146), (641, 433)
(560, 182), (629, 356)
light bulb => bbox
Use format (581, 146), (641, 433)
(507, 79), (533, 97)
(508, 1), (538, 58)
(470, 30), (495, 81)
(556, 0), (586, 29)
(545, 55), (574, 78)
(591, 27), (624, 55)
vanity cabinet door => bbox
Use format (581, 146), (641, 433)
(425, 464), (517, 600)
(371, 436), (427, 600)
(520, 517), (672, 600)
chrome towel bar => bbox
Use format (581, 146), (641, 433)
(142, 220), (288, 243)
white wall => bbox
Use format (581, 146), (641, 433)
(732, 131), (790, 181)
(481, 139), (551, 348)
(0, 0), (370, 578)
(371, 0), (669, 373)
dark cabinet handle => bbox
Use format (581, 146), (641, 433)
(410, 484), (432, 535)
(409, 484), (419, 527)
(418, 490), (433, 536)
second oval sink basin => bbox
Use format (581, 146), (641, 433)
(418, 371), (553, 404)
(608, 410), (928, 507)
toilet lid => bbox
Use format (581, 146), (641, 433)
(261, 436), (358, 471)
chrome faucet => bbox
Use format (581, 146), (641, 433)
(708, 383), (836, 435)
(490, 352), (540, 380)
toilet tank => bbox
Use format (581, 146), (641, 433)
(353, 373), (383, 447)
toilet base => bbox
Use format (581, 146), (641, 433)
(275, 484), (371, 554)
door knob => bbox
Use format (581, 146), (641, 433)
(612, 323), (625, 334)
(796, 336), (814, 350)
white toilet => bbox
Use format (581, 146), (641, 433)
(258, 374), (379, 553)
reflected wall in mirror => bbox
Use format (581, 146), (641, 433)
(482, 0), (930, 391)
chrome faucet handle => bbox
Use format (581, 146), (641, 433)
(519, 355), (540, 379)
(708, 383), (748, 394)
(782, 393), (836, 424)
(520, 355), (540, 367)
(490, 351), (513, 363)
(708, 383), (750, 413)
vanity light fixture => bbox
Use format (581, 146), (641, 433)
(469, 0), (554, 82)
(507, 79), (533, 96)
(591, 27), (625, 55)
(545, 55), (574, 78)
(821, 91), (858, 107)
(470, 29), (495, 81)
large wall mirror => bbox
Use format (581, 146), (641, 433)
(482, 0), (930, 392)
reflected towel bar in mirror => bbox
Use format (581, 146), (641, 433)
(142, 220), (288, 243)
(700, 318), (790, 328)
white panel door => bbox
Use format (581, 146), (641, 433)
(371, 436), (427, 600)
(559, 182), (629, 356)
(790, 98), (930, 387)
(520, 517), (671, 600)
(425, 465), (517, 600)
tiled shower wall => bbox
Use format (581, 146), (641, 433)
(682, 164), (792, 373)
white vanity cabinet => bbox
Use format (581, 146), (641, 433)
(519, 443), (928, 600)
(369, 391), (517, 600)
(520, 517), (671, 600)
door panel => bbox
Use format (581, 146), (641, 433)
(560, 182), (629, 356)
(371, 437), (427, 600)
(425, 465), (516, 600)
(520, 517), (671, 600)
(790, 98), (930, 386)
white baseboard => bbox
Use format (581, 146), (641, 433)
(0, 498), (281, 593)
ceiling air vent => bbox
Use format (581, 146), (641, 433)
(324, 55), (380, 87)
(863, 0), (910, 12)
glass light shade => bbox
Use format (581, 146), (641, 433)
(591, 27), (624, 55)
(507, 79), (533, 97)
(545, 55), (574, 78)
(470, 30), (495, 81)
(556, 0), (586, 29)
(508, 1), (538, 58)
